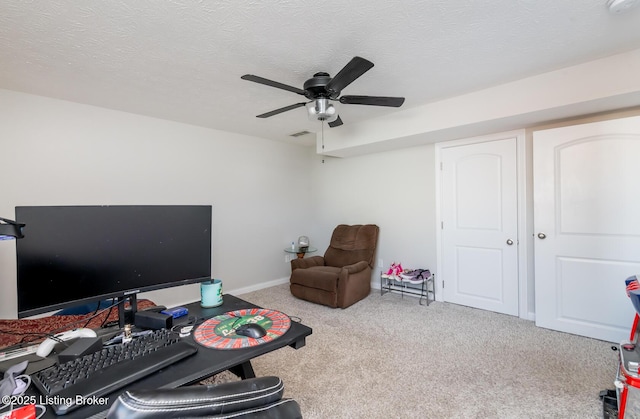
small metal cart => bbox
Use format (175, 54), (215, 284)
(380, 270), (435, 306)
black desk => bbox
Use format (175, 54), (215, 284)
(35, 294), (312, 418)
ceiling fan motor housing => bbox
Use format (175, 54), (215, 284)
(303, 72), (338, 99)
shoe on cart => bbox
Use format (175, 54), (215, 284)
(401, 269), (431, 284)
(382, 262), (398, 279)
(400, 269), (418, 282)
(382, 262), (404, 280)
(392, 263), (404, 280)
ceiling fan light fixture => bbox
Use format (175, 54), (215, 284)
(306, 99), (338, 123)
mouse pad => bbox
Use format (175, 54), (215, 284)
(193, 308), (290, 350)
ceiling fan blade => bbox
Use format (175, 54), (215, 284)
(339, 95), (405, 107)
(328, 115), (343, 128)
(325, 57), (374, 95)
(256, 102), (307, 118)
(241, 74), (306, 96)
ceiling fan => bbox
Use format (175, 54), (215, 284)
(241, 56), (405, 128)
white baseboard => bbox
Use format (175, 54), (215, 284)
(373, 280), (536, 319)
(168, 277), (290, 308)
(227, 277), (290, 297)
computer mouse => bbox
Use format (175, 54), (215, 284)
(235, 323), (267, 339)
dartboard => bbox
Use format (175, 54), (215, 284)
(193, 308), (291, 350)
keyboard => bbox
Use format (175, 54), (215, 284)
(32, 328), (198, 415)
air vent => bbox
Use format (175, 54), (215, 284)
(290, 130), (311, 138)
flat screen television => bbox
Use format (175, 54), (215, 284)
(15, 205), (212, 320)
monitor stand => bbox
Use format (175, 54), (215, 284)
(117, 294), (138, 329)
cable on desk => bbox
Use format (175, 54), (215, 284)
(171, 316), (206, 337)
(0, 373), (46, 419)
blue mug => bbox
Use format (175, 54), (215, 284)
(201, 279), (223, 308)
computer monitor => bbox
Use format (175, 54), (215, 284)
(15, 205), (212, 321)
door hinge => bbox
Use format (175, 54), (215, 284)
(440, 162), (443, 170)
(441, 221), (444, 229)
(442, 280), (444, 288)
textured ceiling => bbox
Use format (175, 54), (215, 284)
(1, 0), (640, 146)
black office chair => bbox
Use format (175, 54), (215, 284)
(107, 376), (301, 418)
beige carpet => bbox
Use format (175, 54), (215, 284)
(231, 284), (618, 418)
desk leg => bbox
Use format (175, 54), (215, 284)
(289, 337), (306, 350)
(230, 361), (256, 379)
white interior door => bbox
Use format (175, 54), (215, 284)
(441, 135), (519, 316)
(534, 116), (640, 342)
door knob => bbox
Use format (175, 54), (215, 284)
(537, 232), (546, 239)
(506, 239), (514, 245)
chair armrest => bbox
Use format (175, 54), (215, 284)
(291, 255), (325, 271)
(107, 376), (301, 419)
(342, 260), (369, 274)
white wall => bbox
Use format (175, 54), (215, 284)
(308, 143), (437, 278)
(0, 89), (314, 318)
(307, 107), (640, 320)
(3, 84), (637, 322)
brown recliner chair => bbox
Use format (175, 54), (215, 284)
(289, 224), (379, 308)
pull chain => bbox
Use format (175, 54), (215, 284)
(321, 122), (325, 163)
